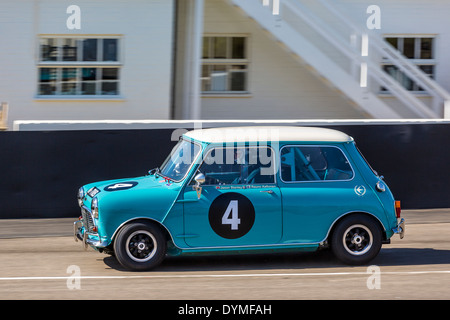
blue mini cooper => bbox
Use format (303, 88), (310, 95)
(74, 126), (405, 270)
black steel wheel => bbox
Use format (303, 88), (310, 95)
(114, 222), (166, 271)
(331, 214), (382, 265)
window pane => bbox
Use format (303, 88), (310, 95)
(385, 37), (398, 50)
(39, 68), (58, 95)
(62, 39), (78, 61)
(100, 68), (119, 95)
(61, 68), (77, 95)
(232, 37), (246, 59)
(417, 65), (434, 91)
(211, 65), (227, 91)
(39, 68), (57, 82)
(83, 39), (97, 61)
(202, 37), (211, 59)
(103, 39), (118, 61)
(198, 147), (275, 185)
(420, 38), (433, 59)
(403, 38), (415, 58)
(102, 68), (118, 80)
(201, 65), (211, 91)
(213, 37), (227, 59)
(280, 146), (353, 182)
(82, 83), (96, 95)
(61, 82), (77, 95)
(62, 68), (77, 81)
(419, 65), (434, 77)
(40, 39), (59, 61)
(39, 83), (57, 95)
(383, 65), (414, 91)
(382, 65), (396, 89)
(81, 68), (97, 94)
(230, 65), (246, 91)
(101, 82), (118, 95)
(82, 68), (96, 81)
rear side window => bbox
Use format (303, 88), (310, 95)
(280, 146), (353, 182)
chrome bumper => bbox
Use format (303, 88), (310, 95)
(73, 219), (108, 250)
(392, 218), (405, 239)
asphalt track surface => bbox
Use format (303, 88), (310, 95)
(1, 209), (450, 300)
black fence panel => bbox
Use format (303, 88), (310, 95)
(330, 123), (449, 210)
(0, 129), (176, 219)
(0, 124), (448, 219)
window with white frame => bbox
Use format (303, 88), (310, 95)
(37, 37), (121, 97)
(382, 36), (435, 92)
(201, 36), (248, 94)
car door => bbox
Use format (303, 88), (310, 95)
(182, 145), (282, 248)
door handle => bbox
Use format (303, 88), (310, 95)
(260, 190), (274, 194)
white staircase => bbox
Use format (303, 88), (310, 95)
(230, 0), (450, 118)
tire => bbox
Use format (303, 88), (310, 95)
(114, 222), (166, 271)
(330, 214), (382, 265)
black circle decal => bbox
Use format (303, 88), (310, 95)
(104, 181), (138, 192)
(208, 192), (255, 239)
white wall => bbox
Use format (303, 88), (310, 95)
(0, 0), (174, 129)
(3, 0), (450, 129)
(336, 0), (450, 93)
(200, 0), (369, 120)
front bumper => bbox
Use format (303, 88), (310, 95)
(73, 207), (109, 249)
(392, 218), (405, 239)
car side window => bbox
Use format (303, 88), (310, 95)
(195, 146), (276, 185)
(280, 146), (353, 182)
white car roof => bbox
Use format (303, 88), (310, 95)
(184, 126), (353, 143)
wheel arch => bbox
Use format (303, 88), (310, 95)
(326, 211), (388, 244)
(111, 217), (174, 246)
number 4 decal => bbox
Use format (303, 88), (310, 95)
(104, 181), (138, 191)
(208, 192), (255, 239)
(222, 200), (241, 230)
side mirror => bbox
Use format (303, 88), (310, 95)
(194, 173), (205, 185)
(193, 173), (205, 199)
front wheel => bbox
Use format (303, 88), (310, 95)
(330, 214), (382, 265)
(114, 222), (166, 271)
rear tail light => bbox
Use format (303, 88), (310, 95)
(395, 200), (401, 218)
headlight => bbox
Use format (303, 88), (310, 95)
(91, 197), (99, 219)
(77, 187), (85, 207)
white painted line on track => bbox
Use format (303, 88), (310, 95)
(1, 270), (450, 281)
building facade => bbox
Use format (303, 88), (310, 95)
(1, 0), (450, 130)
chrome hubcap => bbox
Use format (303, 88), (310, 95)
(125, 230), (157, 262)
(343, 224), (373, 256)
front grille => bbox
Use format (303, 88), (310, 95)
(81, 206), (95, 233)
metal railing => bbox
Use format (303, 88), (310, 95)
(231, 0), (450, 118)
(314, 0), (450, 118)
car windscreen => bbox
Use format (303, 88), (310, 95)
(159, 139), (201, 182)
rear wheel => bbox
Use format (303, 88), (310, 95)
(331, 214), (382, 265)
(114, 222), (166, 271)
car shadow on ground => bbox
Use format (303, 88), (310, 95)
(102, 247), (450, 272)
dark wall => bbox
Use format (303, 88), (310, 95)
(0, 124), (448, 219)
(331, 124), (449, 211)
(0, 129), (176, 219)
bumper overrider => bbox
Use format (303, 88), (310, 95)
(75, 186), (108, 250)
(73, 205), (108, 250)
(392, 218), (405, 239)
